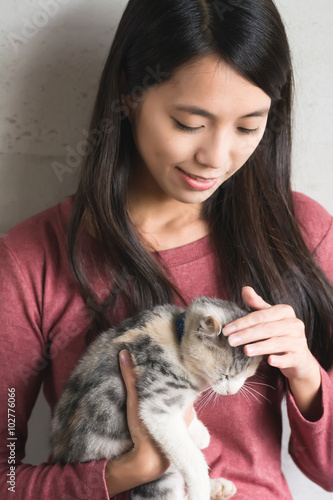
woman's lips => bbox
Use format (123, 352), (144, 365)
(177, 167), (219, 191)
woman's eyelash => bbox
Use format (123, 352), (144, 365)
(174, 119), (202, 133)
(174, 119), (259, 136)
(237, 127), (259, 135)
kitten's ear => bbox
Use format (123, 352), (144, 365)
(200, 316), (222, 337)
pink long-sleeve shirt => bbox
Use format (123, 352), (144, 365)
(0, 192), (332, 500)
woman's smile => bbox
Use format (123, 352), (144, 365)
(176, 167), (220, 191)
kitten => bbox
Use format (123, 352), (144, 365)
(50, 297), (262, 500)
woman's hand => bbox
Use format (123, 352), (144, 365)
(105, 350), (194, 497)
(119, 350), (171, 477)
(223, 287), (322, 420)
(105, 350), (170, 496)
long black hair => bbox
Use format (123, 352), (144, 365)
(68, 0), (333, 369)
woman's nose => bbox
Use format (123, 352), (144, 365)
(195, 130), (231, 170)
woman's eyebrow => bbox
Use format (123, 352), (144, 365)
(241, 109), (270, 118)
(174, 105), (214, 118)
(174, 105), (270, 119)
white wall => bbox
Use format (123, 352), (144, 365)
(275, 0), (333, 214)
(1, 1), (332, 498)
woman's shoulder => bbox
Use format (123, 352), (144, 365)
(0, 196), (73, 260)
(293, 191), (332, 254)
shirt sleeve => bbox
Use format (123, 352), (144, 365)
(286, 366), (333, 491)
(0, 239), (111, 500)
(286, 202), (333, 491)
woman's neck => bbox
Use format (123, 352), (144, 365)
(127, 190), (209, 251)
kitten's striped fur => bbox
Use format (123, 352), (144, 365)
(51, 297), (262, 500)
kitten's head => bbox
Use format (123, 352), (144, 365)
(180, 297), (262, 395)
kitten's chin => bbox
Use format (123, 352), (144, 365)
(214, 384), (241, 396)
(213, 377), (247, 396)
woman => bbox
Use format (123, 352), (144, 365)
(0, 0), (332, 499)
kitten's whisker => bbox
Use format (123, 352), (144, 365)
(241, 386), (263, 405)
(198, 387), (212, 396)
(197, 395), (209, 410)
(239, 387), (251, 405)
(213, 392), (220, 408)
(199, 387), (213, 400)
(243, 383), (272, 405)
(255, 370), (268, 381)
(246, 381), (276, 391)
(196, 388), (216, 412)
(204, 390), (216, 410)
(196, 391), (210, 410)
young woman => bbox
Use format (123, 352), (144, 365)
(0, 0), (332, 499)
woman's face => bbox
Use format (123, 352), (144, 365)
(127, 55), (271, 206)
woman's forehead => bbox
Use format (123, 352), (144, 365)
(145, 55), (271, 119)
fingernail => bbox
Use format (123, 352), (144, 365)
(223, 325), (237, 336)
(244, 286), (259, 296)
(228, 335), (242, 347)
(269, 356), (278, 366)
(245, 345), (256, 356)
(119, 350), (131, 365)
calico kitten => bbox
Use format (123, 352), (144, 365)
(50, 297), (262, 500)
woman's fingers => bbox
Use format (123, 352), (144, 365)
(117, 350), (171, 483)
(220, 289), (321, 417)
(223, 289), (296, 337)
(119, 349), (140, 419)
(119, 350), (149, 439)
(119, 350), (137, 399)
(226, 316), (304, 347)
(221, 288), (316, 382)
(243, 331), (306, 357)
(241, 286), (272, 311)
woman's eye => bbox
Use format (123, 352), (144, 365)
(237, 127), (259, 136)
(173, 118), (258, 136)
(174, 119), (203, 133)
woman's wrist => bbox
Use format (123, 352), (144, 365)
(105, 444), (170, 498)
(287, 361), (323, 422)
(105, 449), (142, 498)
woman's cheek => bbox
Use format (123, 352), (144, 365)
(161, 135), (194, 163)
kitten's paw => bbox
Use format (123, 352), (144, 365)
(210, 478), (237, 499)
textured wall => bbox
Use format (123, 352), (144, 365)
(1, 1), (332, 498)
(0, 0), (125, 233)
(275, 0), (333, 214)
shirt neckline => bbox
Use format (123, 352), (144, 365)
(61, 197), (214, 267)
(153, 234), (214, 267)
